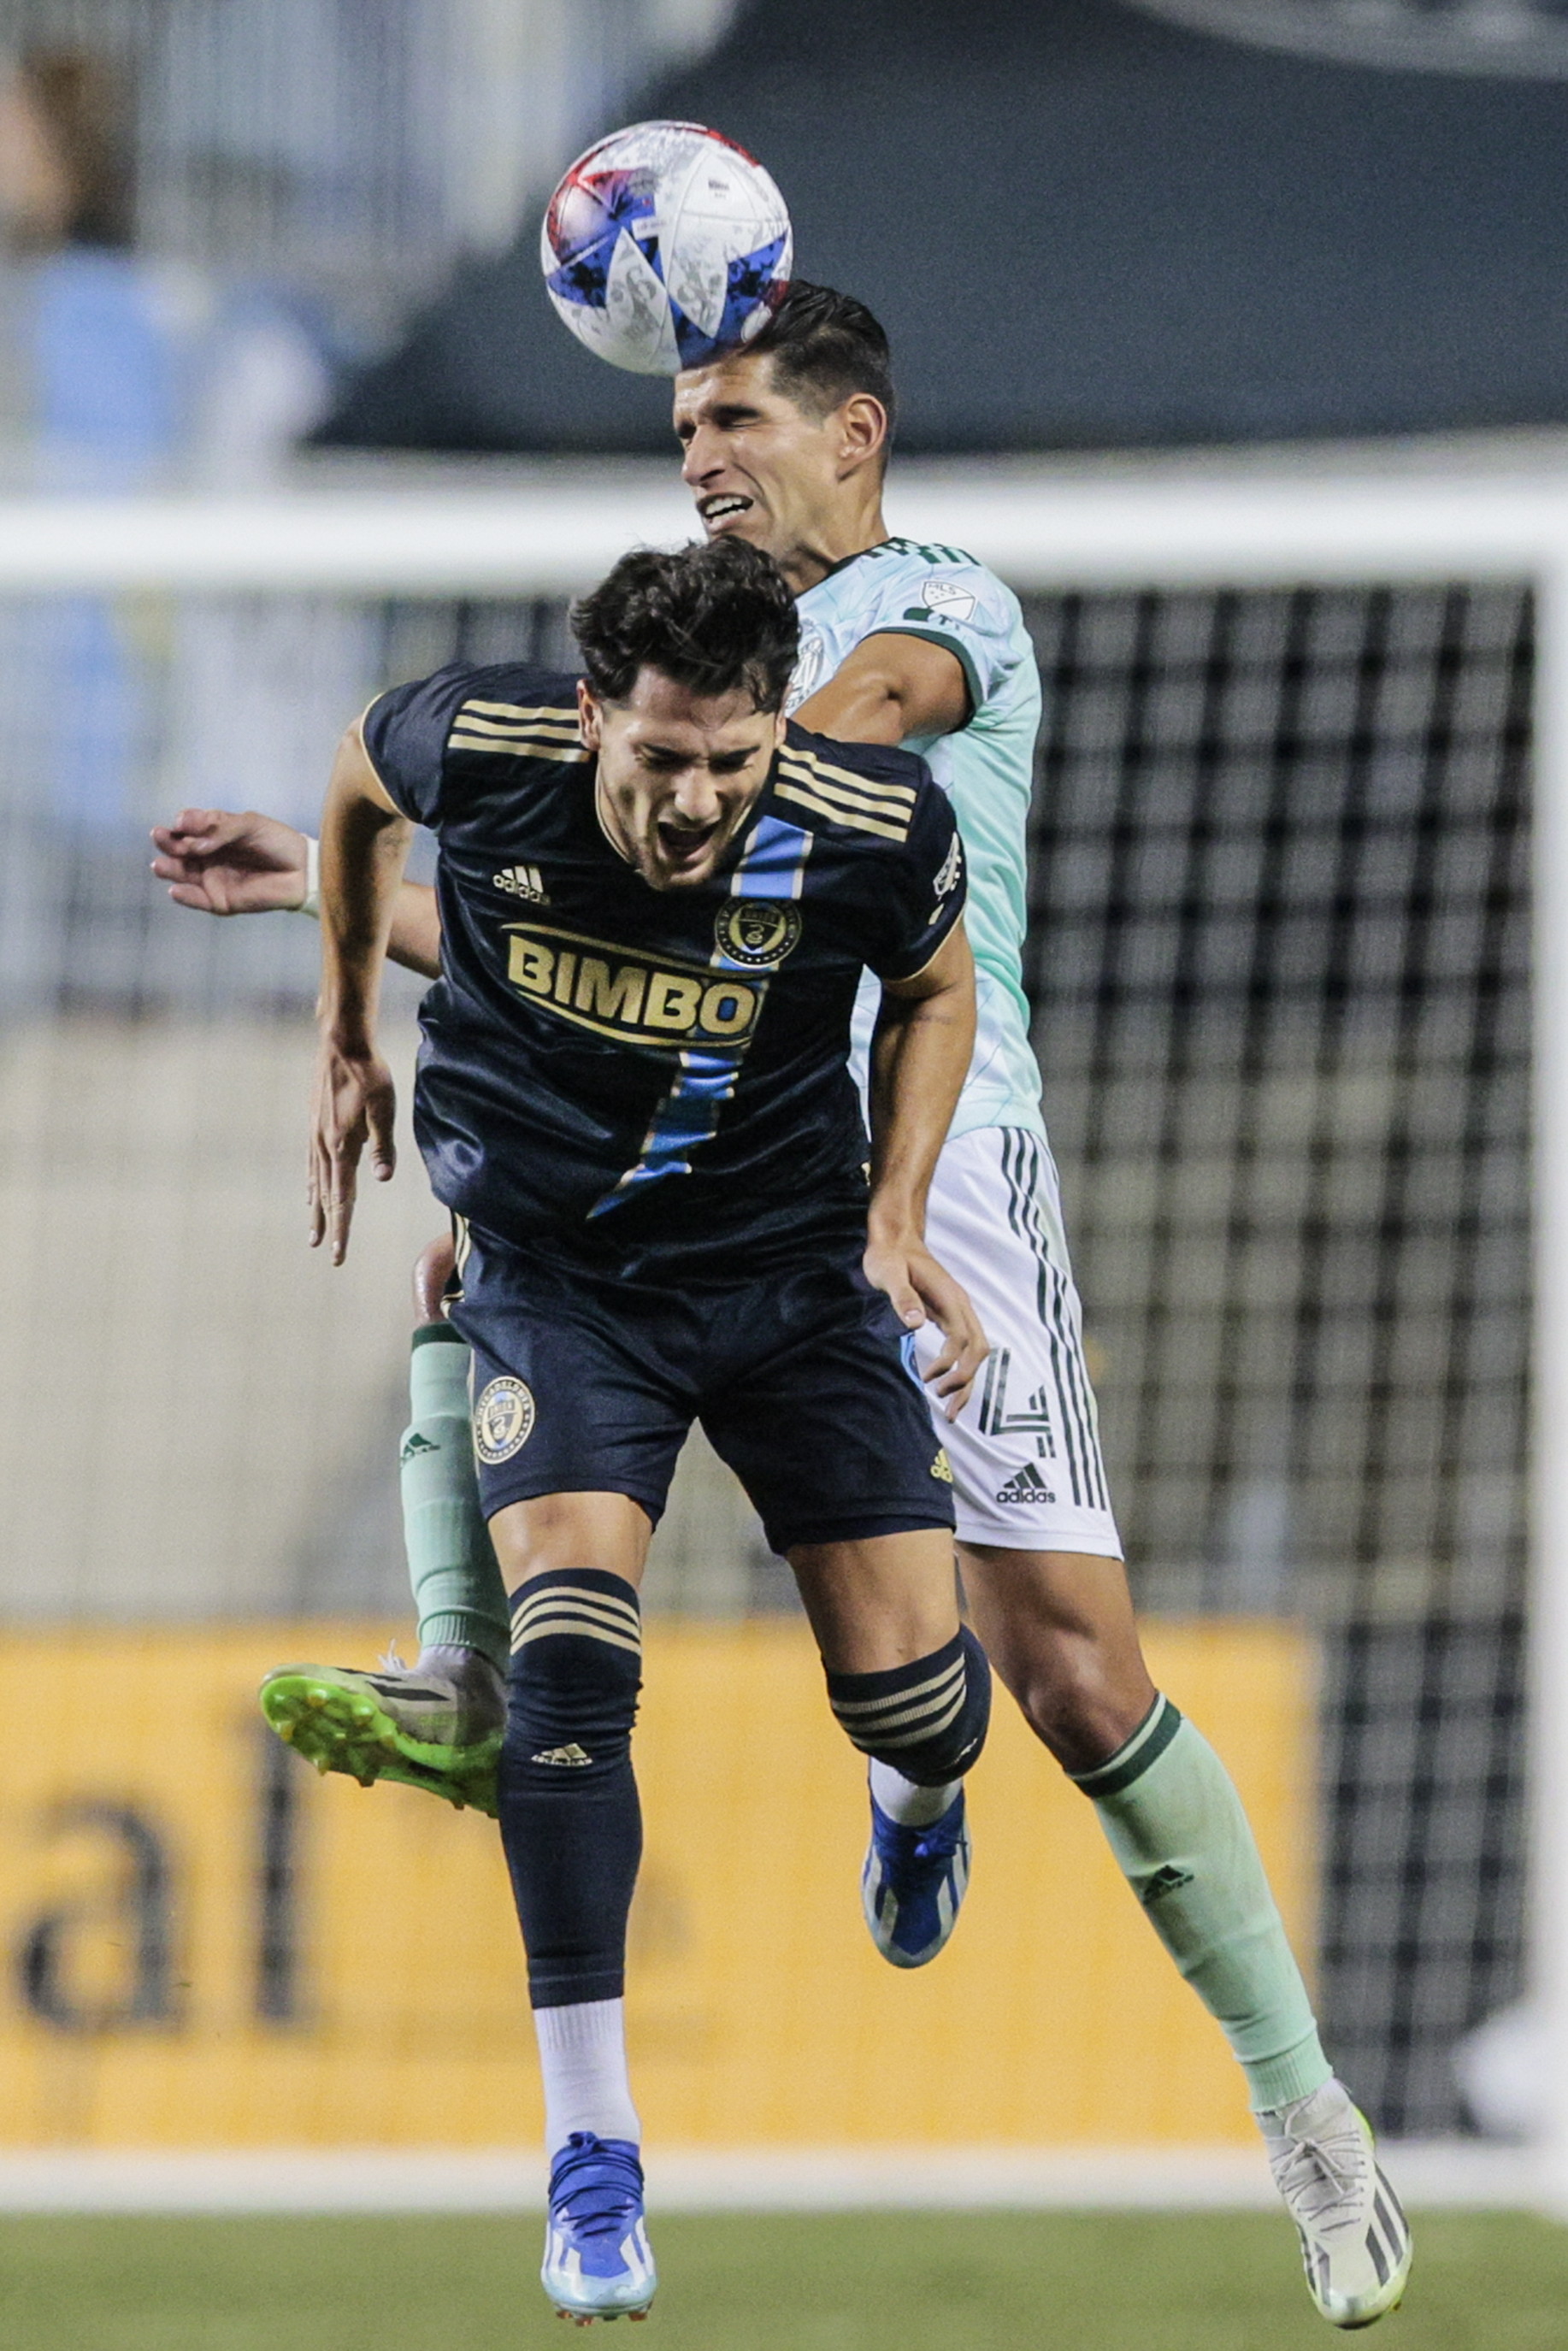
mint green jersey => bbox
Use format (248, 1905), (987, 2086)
(788, 536), (1045, 1140)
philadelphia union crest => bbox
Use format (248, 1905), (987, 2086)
(474, 1376), (536, 1464)
(714, 899), (802, 967)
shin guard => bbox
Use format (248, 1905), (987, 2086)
(498, 1570), (643, 2010)
(402, 1324), (510, 1671)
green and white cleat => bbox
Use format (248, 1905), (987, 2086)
(260, 1646), (504, 1816)
(1260, 2079), (1412, 2328)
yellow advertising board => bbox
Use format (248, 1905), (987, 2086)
(0, 1619), (1312, 2148)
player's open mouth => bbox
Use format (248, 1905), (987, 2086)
(655, 818), (720, 868)
(699, 494), (752, 525)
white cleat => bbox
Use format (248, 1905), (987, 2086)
(1259, 2078), (1412, 2328)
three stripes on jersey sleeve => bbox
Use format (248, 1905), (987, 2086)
(448, 701), (588, 764)
(774, 746), (917, 843)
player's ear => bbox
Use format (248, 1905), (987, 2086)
(576, 678), (603, 750)
(836, 392), (887, 476)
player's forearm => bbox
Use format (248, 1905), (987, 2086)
(317, 750), (412, 1047)
(797, 667), (906, 745)
(865, 942), (976, 1242)
(797, 635), (970, 745)
(387, 881), (441, 979)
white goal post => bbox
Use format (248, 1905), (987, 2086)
(2, 457), (1566, 2203)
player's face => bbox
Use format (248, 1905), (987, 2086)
(673, 354), (850, 564)
(581, 669), (786, 892)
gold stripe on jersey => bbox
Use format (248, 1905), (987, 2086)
(452, 718), (580, 743)
(461, 700), (581, 727)
(450, 731), (589, 763)
(774, 778), (910, 843)
(787, 745), (917, 810)
(774, 751), (917, 843)
(448, 698), (586, 761)
(778, 764), (913, 822)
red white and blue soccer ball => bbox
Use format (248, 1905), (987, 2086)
(540, 120), (793, 377)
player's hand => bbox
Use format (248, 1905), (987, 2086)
(309, 1035), (397, 1264)
(150, 808), (310, 914)
(863, 1234), (989, 1420)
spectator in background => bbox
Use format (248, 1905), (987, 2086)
(0, 44), (338, 847)
(0, 45), (180, 483)
(0, 43), (333, 486)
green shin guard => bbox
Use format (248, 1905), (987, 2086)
(403, 1324), (510, 1675)
(1072, 1694), (1332, 2112)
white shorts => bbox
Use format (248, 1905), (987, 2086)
(912, 1126), (1123, 1557)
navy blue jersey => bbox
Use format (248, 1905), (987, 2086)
(363, 661), (966, 1276)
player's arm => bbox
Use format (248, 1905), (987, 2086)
(150, 808), (443, 979)
(864, 917), (988, 1418)
(795, 632), (970, 745)
(309, 720), (415, 1264)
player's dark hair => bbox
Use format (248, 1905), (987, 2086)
(572, 535), (799, 713)
(744, 280), (898, 444)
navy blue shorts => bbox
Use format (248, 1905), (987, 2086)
(447, 1224), (956, 1557)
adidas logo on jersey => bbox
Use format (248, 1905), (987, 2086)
(398, 1430), (439, 1464)
(531, 1742), (593, 1767)
(995, 1462), (1057, 1505)
(494, 863), (550, 903)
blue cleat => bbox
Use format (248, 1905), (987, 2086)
(861, 1786), (970, 1968)
(541, 2132), (657, 2324)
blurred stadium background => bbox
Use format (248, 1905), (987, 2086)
(2, 0), (1567, 2334)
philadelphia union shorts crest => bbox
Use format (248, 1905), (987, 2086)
(474, 1375), (536, 1464)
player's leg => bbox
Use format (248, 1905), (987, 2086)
(259, 1233), (511, 1813)
(402, 1233), (510, 1676)
(963, 1541), (1326, 2089)
(791, 1526), (992, 1967)
(488, 1492), (655, 2320)
(703, 1246), (989, 1971)
(962, 1544), (1408, 2328)
(930, 1127), (1409, 2327)
(448, 1231), (689, 2324)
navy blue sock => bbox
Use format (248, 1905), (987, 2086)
(498, 1570), (643, 2010)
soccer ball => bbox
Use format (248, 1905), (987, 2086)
(540, 120), (792, 376)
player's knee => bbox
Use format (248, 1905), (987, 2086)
(993, 1629), (1156, 1775)
(502, 1570), (642, 1789)
(412, 1232), (457, 1324)
(825, 1623), (992, 1787)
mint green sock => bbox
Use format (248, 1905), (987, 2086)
(402, 1325), (510, 1675)
(1071, 1693), (1332, 2112)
